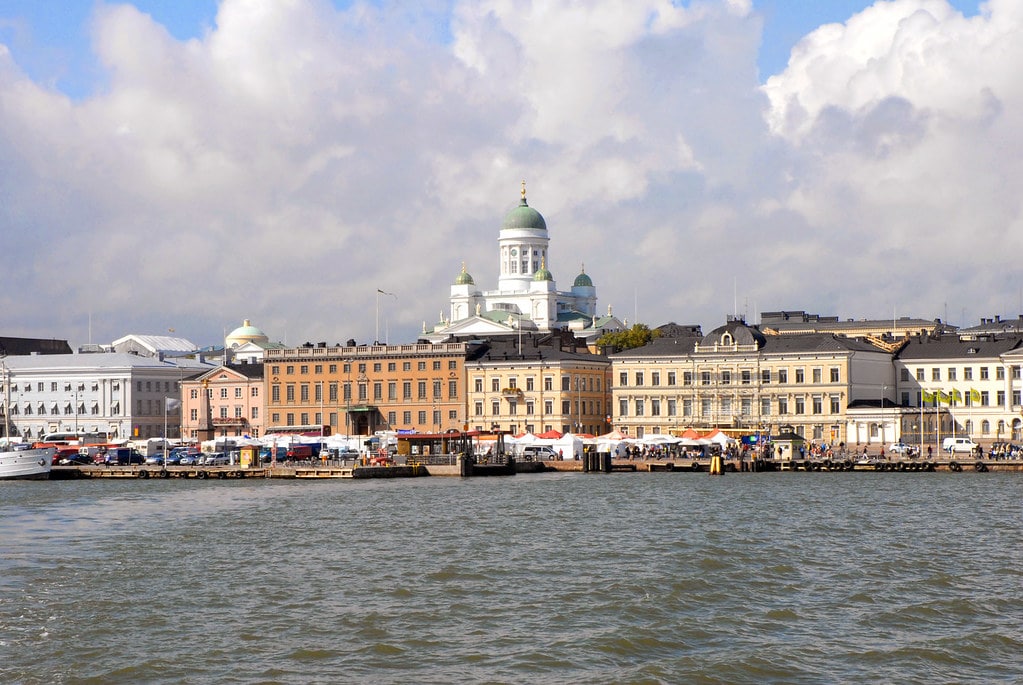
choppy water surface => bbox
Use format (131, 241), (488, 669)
(1, 472), (1021, 684)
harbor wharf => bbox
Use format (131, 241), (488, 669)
(48, 456), (1023, 480)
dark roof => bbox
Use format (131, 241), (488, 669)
(760, 334), (883, 355)
(225, 362), (265, 379)
(469, 335), (608, 365)
(610, 335), (699, 359)
(0, 336), (73, 356)
(614, 332), (885, 359)
(895, 334), (1023, 360)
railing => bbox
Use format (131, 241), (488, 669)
(265, 343), (467, 359)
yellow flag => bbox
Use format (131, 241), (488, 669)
(951, 389), (962, 403)
(970, 388), (981, 403)
(922, 389), (934, 403)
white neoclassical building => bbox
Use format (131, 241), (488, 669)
(423, 182), (623, 343)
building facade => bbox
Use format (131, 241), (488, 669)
(423, 182), (624, 343)
(610, 318), (893, 444)
(890, 334), (1023, 447)
(264, 342), (470, 437)
(180, 363), (265, 441)
(465, 336), (612, 436)
(0, 353), (210, 441)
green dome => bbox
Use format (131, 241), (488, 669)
(454, 263), (474, 285)
(573, 269), (593, 287)
(226, 319), (269, 347)
(502, 198), (547, 231)
(533, 265), (553, 281)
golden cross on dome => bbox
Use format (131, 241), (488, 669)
(521, 179), (527, 200)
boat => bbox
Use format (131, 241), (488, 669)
(0, 443), (55, 480)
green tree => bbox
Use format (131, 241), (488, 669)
(596, 324), (659, 352)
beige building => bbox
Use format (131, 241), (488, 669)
(464, 335), (611, 436)
(610, 318), (893, 444)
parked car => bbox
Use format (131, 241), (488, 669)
(58, 450), (93, 465)
(105, 448), (145, 465)
(54, 447), (86, 465)
(888, 442), (914, 455)
(145, 454), (166, 466)
(178, 453), (202, 466)
(203, 452), (230, 466)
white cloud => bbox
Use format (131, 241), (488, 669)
(0, 0), (1020, 347)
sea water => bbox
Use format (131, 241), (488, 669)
(1, 471), (1021, 684)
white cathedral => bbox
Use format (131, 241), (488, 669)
(421, 183), (625, 343)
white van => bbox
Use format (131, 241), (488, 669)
(520, 445), (560, 461)
(943, 437), (978, 454)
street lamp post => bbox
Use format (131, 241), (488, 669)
(344, 359), (352, 450)
(880, 384), (887, 447)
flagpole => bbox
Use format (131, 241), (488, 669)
(920, 394), (928, 458)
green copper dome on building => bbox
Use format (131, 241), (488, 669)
(501, 181), (547, 231)
(533, 257), (553, 281)
(573, 264), (593, 287)
(454, 262), (474, 285)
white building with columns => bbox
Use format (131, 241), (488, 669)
(423, 182), (623, 343)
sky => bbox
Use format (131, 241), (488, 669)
(1, 0), (1015, 351)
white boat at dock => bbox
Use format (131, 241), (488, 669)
(0, 444), (55, 480)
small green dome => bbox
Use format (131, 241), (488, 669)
(573, 266), (593, 288)
(454, 263), (474, 285)
(532, 256), (553, 281)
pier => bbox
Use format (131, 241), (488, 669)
(47, 455), (1023, 481)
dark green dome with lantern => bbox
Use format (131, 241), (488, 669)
(502, 181), (547, 231)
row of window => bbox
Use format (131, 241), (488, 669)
(189, 407), (259, 420)
(618, 395), (843, 417)
(617, 367), (842, 387)
(472, 399), (601, 417)
(471, 375), (602, 393)
(269, 380), (460, 403)
(269, 360), (460, 376)
(267, 409), (459, 428)
(5, 403), (99, 416)
(189, 387), (260, 399)
(912, 390), (1020, 407)
(906, 365), (1021, 382)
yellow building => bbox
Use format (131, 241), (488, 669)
(464, 335), (611, 436)
(610, 318), (892, 444)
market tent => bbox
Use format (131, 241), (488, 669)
(537, 429), (563, 439)
(553, 433), (584, 459)
(702, 429), (736, 446)
(597, 430), (627, 441)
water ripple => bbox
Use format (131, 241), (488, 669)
(1, 473), (1021, 683)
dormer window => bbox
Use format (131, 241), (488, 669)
(721, 332), (734, 345)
